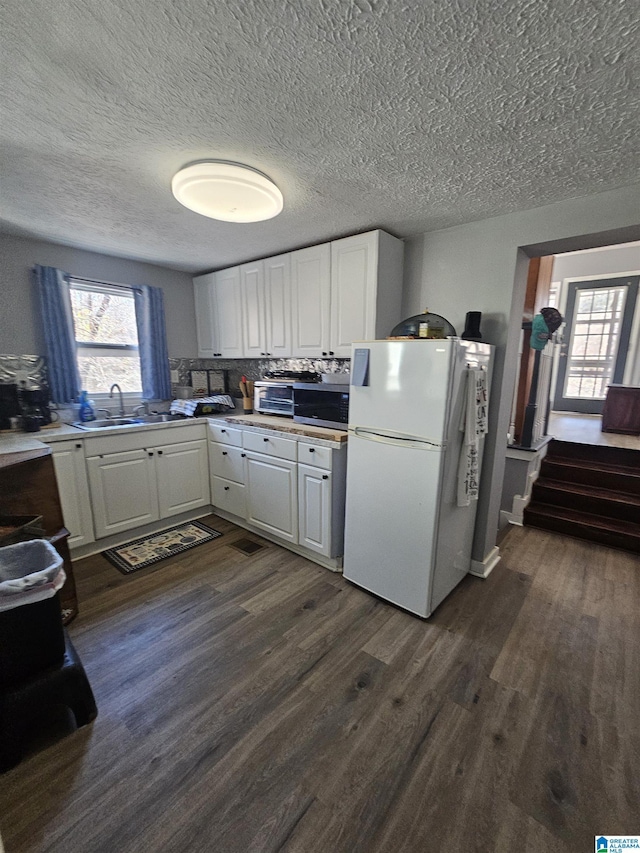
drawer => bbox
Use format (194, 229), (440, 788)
(209, 423), (243, 447)
(212, 476), (246, 518)
(298, 442), (332, 469)
(209, 442), (246, 484)
(243, 430), (297, 461)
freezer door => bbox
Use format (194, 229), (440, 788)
(343, 432), (444, 617)
(348, 340), (456, 442)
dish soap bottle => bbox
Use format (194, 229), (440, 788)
(78, 390), (96, 422)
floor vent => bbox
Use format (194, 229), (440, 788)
(231, 538), (265, 555)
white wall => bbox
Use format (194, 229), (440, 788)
(0, 234), (198, 358)
(402, 183), (640, 567)
(553, 241), (640, 283)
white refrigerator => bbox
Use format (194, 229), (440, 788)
(343, 338), (493, 618)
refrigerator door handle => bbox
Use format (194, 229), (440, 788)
(350, 426), (445, 450)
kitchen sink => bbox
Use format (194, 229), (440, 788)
(72, 418), (142, 430)
(72, 413), (184, 430)
(135, 413), (185, 424)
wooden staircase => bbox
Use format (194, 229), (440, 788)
(523, 439), (640, 554)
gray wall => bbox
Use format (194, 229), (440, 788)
(402, 183), (640, 567)
(553, 241), (640, 283)
(0, 234), (198, 358)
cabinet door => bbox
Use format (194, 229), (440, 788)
(214, 266), (244, 357)
(245, 452), (298, 543)
(87, 450), (159, 538)
(209, 441), (246, 484)
(297, 463), (332, 557)
(212, 476), (246, 518)
(241, 260), (266, 357)
(264, 253), (291, 357)
(291, 244), (331, 357)
(193, 273), (220, 358)
(330, 232), (378, 357)
(155, 439), (210, 518)
(51, 441), (95, 549)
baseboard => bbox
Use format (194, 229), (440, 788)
(469, 545), (501, 579)
(212, 508), (344, 572)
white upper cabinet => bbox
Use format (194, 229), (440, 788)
(241, 255), (292, 358)
(241, 259), (266, 357)
(263, 253), (291, 357)
(193, 273), (218, 358)
(193, 267), (243, 358)
(330, 230), (404, 357)
(214, 266), (244, 357)
(291, 243), (331, 357)
(194, 230), (403, 361)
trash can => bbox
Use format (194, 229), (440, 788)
(0, 540), (66, 688)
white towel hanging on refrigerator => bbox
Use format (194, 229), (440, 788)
(457, 367), (488, 507)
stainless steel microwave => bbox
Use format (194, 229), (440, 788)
(292, 383), (350, 430)
(253, 381), (294, 416)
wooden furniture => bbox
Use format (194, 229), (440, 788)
(601, 384), (640, 434)
(0, 447), (78, 623)
(0, 630), (97, 772)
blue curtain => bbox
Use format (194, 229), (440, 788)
(134, 285), (171, 400)
(33, 265), (81, 404)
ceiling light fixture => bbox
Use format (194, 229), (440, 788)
(171, 160), (283, 223)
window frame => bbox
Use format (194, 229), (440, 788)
(68, 277), (144, 407)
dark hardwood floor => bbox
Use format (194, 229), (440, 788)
(1, 516), (638, 852)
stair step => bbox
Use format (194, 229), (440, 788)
(540, 459), (640, 495)
(532, 478), (640, 522)
(545, 439), (640, 471)
(523, 503), (640, 554)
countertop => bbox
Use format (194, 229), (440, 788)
(223, 414), (349, 443)
(0, 412), (348, 460)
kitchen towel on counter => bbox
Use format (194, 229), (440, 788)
(170, 395), (234, 417)
(457, 368), (488, 507)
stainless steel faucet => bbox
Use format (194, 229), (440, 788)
(109, 383), (125, 417)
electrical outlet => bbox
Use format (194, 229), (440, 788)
(13, 369), (31, 385)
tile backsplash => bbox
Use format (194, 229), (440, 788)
(1, 353), (349, 403)
(0, 354), (48, 388)
(169, 357), (350, 398)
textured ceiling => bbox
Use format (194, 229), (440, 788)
(1, 0), (638, 273)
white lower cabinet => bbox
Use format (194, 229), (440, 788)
(50, 439), (95, 549)
(155, 439), (210, 518)
(245, 452), (298, 543)
(209, 423), (347, 567)
(86, 428), (210, 539)
(298, 463), (331, 557)
(87, 449), (159, 538)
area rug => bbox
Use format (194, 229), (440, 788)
(103, 521), (222, 575)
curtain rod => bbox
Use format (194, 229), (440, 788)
(67, 275), (139, 291)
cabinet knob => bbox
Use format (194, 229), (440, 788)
(329, 351), (335, 356)
(322, 351), (327, 356)
(75, 443), (82, 449)
(148, 452), (154, 457)
(222, 451), (227, 456)
(224, 486), (230, 491)
(221, 429), (226, 433)
(158, 450), (163, 455)
(241, 452), (246, 457)
(263, 437), (269, 442)
(308, 448), (315, 453)
(322, 474), (329, 480)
